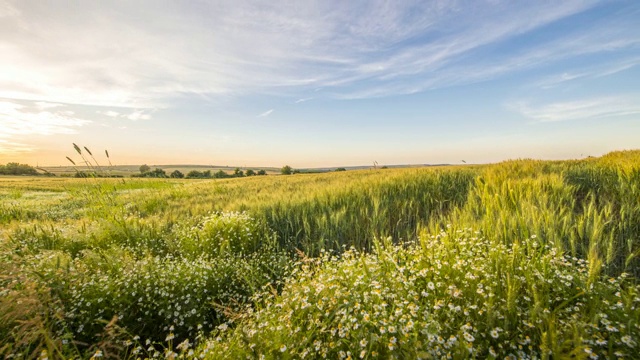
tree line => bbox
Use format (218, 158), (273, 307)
(0, 162), (343, 178)
(133, 165), (269, 179)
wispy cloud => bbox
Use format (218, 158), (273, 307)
(533, 57), (640, 89)
(2, 0), (630, 106)
(98, 110), (121, 117)
(95, 109), (152, 121)
(257, 109), (274, 118)
(508, 95), (640, 122)
(0, 100), (90, 139)
(126, 110), (152, 121)
(295, 97), (313, 104)
(339, 26), (640, 98)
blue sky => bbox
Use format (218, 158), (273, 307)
(0, 0), (639, 167)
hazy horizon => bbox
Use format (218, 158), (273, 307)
(30, 148), (636, 169)
(1, 1), (639, 168)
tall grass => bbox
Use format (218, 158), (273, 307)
(256, 169), (475, 255)
(428, 154), (640, 278)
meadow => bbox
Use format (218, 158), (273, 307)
(1, 150), (639, 359)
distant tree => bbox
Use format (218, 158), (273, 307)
(292, 169), (300, 174)
(144, 168), (167, 178)
(257, 169), (267, 176)
(203, 170), (212, 178)
(234, 168), (244, 177)
(170, 170), (184, 178)
(186, 170), (203, 179)
(281, 165), (293, 175)
(139, 164), (151, 174)
(335, 167), (346, 172)
(381, 166), (389, 169)
(0, 162), (38, 175)
(245, 169), (256, 176)
(214, 170), (230, 178)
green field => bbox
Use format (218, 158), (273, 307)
(1, 150), (640, 359)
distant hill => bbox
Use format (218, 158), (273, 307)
(40, 163), (456, 176)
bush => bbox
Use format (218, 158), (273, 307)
(170, 170), (185, 178)
(133, 168), (167, 178)
(147, 168), (167, 178)
(281, 165), (293, 175)
(213, 170), (229, 179)
(186, 170), (204, 179)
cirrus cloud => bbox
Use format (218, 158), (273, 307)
(508, 95), (640, 122)
(257, 109), (274, 118)
(1, 0), (629, 108)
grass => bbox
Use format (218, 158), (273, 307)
(1, 150), (639, 359)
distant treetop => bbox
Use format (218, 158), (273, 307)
(0, 162), (39, 176)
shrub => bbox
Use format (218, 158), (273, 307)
(213, 170), (230, 179)
(186, 170), (203, 179)
(281, 165), (292, 175)
(170, 170), (185, 178)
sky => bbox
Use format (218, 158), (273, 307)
(0, 0), (639, 168)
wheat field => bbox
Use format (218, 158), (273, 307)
(1, 150), (639, 359)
